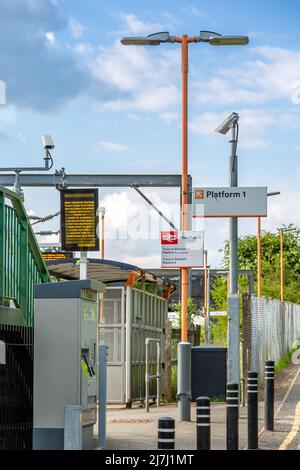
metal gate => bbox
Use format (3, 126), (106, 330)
(0, 186), (49, 450)
(98, 285), (167, 404)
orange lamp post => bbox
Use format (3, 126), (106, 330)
(121, 29), (249, 421)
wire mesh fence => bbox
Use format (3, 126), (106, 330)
(249, 296), (300, 383)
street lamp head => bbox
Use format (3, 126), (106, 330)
(121, 32), (173, 46)
(198, 31), (249, 46)
(215, 112), (240, 135)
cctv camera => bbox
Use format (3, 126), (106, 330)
(42, 135), (55, 150)
(215, 112), (239, 135)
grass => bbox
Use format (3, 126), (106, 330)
(275, 347), (299, 374)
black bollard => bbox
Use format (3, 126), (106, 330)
(265, 360), (275, 431)
(157, 417), (175, 449)
(226, 383), (239, 450)
(196, 397), (211, 450)
(247, 371), (258, 449)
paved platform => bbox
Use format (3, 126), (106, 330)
(100, 364), (300, 450)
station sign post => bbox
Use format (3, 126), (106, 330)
(161, 230), (204, 268)
(193, 187), (267, 218)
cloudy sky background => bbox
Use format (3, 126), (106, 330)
(0, 0), (299, 267)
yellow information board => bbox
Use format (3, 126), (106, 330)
(60, 189), (99, 251)
(42, 251), (73, 262)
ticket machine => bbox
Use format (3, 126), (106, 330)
(33, 279), (106, 450)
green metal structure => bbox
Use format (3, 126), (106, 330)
(0, 185), (49, 450)
(0, 185), (49, 324)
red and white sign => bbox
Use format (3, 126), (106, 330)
(161, 231), (178, 244)
(161, 231), (204, 268)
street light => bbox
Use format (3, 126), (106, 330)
(122, 29), (249, 421)
(215, 112), (240, 385)
(121, 31), (249, 46)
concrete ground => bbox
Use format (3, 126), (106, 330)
(104, 401), (266, 450)
(99, 363), (300, 450)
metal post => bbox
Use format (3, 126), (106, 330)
(125, 286), (132, 408)
(257, 217), (261, 298)
(265, 361), (275, 431)
(207, 267), (211, 344)
(196, 397), (211, 450)
(98, 344), (108, 449)
(177, 342), (191, 421)
(228, 123), (240, 386)
(227, 294), (240, 385)
(204, 251), (208, 342)
(247, 371), (258, 450)
(145, 339), (150, 412)
(158, 417), (175, 450)
(64, 405), (82, 450)
(157, 341), (161, 407)
(79, 251), (88, 280)
(226, 383), (239, 450)
(178, 34), (191, 422)
(280, 230), (284, 302)
(145, 338), (161, 412)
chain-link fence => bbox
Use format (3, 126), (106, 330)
(249, 296), (300, 383)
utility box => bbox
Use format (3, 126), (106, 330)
(191, 345), (227, 401)
(33, 279), (106, 450)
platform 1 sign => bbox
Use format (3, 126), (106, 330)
(193, 187), (267, 218)
(60, 189), (99, 251)
(161, 231), (204, 268)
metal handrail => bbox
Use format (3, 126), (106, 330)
(145, 337), (161, 412)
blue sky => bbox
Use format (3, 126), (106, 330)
(0, 0), (299, 266)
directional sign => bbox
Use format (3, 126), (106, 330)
(60, 189), (99, 251)
(161, 231), (204, 268)
(193, 187), (267, 217)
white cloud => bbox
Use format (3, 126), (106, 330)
(160, 111), (179, 124)
(98, 140), (130, 153)
(87, 39), (180, 113)
(118, 13), (165, 35)
(104, 85), (179, 113)
(194, 46), (300, 107)
(45, 31), (57, 48)
(73, 42), (93, 55)
(69, 18), (85, 38)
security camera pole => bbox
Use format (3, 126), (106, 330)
(0, 134), (54, 194)
(121, 31), (249, 420)
(215, 112), (240, 385)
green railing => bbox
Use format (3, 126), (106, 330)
(0, 186), (49, 326)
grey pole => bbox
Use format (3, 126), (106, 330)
(98, 344), (108, 449)
(207, 267), (211, 343)
(228, 122), (240, 386)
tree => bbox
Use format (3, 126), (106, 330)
(171, 297), (198, 328)
(217, 224), (300, 303)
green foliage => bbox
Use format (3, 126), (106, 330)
(220, 224), (300, 303)
(211, 276), (228, 311)
(211, 316), (227, 347)
(171, 297), (197, 327)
